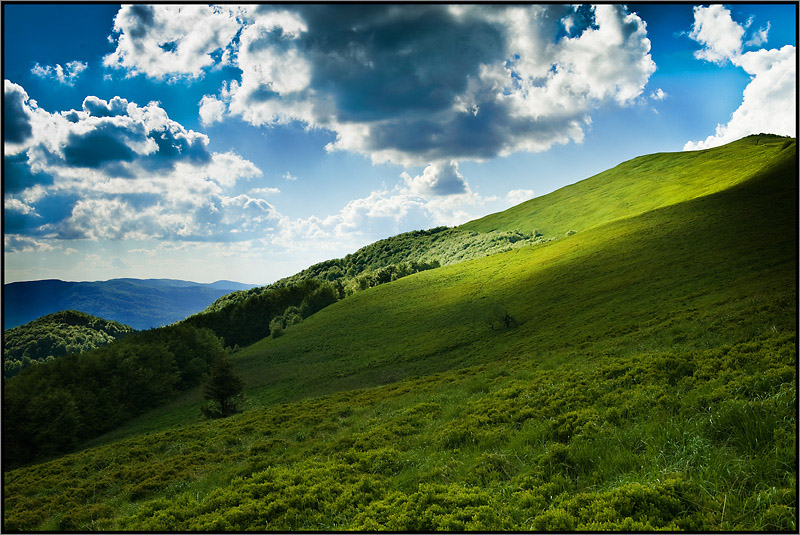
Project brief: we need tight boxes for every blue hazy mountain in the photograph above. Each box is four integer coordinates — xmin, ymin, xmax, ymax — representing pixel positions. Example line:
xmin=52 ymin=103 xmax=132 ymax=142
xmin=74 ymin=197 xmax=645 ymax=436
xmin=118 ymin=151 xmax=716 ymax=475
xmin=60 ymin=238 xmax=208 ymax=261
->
xmin=3 ymin=278 xmax=257 ymax=330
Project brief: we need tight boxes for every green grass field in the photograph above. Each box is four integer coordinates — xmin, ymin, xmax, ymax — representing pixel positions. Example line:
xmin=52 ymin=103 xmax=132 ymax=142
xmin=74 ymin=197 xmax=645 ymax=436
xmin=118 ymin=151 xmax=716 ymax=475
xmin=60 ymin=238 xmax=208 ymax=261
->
xmin=3 ymin=135 xmax=796 ymax=531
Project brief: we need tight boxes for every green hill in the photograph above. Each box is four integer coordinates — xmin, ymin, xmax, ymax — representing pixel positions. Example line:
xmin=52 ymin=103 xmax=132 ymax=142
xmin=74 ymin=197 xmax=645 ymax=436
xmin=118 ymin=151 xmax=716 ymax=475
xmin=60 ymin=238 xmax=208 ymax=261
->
xmin=182 ymin=227 xmax=545 ymax=349
xmin=463 ymin=134 xmax=795 ymax=235
xmin=3 ymin=135 xmax=796 ymax=531
xmin=185 ymin=134 xmax=793 ymax=350
xmin=3 ymin=310 xmax=134 ymax=377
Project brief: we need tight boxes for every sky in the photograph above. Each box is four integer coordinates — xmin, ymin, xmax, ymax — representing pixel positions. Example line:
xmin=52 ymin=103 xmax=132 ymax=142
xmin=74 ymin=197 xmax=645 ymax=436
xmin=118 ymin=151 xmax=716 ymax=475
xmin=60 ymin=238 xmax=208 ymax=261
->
xmin=3 ymin=3 xmax=797 ymax=285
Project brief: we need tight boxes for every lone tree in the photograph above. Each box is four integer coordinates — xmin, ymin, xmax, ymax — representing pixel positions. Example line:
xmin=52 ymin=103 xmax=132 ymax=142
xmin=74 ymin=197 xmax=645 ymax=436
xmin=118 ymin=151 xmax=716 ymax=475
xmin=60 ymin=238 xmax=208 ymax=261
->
xmin=202 ymin=353 xmax=244 ymax=418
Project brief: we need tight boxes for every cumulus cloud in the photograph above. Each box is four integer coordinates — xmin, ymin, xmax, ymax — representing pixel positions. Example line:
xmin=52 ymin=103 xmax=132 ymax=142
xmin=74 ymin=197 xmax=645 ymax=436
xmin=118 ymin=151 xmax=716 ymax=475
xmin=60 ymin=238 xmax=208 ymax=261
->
xmin=5 ymin=75 xmax=501 ymax=261
xmin=688 ymin=5 xmax=744 ymax=64
xmin=31 ymin=61 xmax=88 ymax=85
xmin=3 ymin=80 xmax=35 ymax=148
xmin=4 ymin=235 xmax=56 ymax=253
xmin=19 ymin=93 xmax=213 ymax=177
xmin=106 ymin=4 xmax=656 ymax=165
xmin=5 ymin=198 xmax=38 ymax=215
xmin=3 ymin=80 xmax=268 ymax=243
xmin=685 ymin=6 xmax=796 ymax=150
xmin=104 ymin=4 xmax=241 ymax=80
xmin=199 ymin=94 xmax=226 ymax=125
xmin=49 ymin=191 xmax=279 ymax=242
xmin=282 ymin=172 xmax=297 ymax=181
xmin=401 ymin=162 xmax=468 ymax=196
xmin=82 ymin=95 xmax=129 ymax=117
xmin=506 ymin=188 xmax=536 ymax=205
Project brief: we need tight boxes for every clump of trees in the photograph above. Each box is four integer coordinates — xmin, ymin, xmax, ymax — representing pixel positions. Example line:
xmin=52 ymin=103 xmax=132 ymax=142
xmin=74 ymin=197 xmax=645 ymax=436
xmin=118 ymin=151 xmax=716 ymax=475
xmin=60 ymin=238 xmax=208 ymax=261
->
xmin=343 ymin=261 xmax=440 ymax=296
xmin=3 ymin=310 xmax=133 ymax=378
xmin=184 ymin=279 xmax=342 ymax=348
xmin=3 ymin=324 xmax=224 ymax=466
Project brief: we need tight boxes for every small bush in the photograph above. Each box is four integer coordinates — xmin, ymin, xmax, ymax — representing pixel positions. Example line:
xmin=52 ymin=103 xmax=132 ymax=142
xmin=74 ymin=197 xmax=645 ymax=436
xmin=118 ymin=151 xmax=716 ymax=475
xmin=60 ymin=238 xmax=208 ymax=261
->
xmin=270 ymin=317 xmax=284 ymax=338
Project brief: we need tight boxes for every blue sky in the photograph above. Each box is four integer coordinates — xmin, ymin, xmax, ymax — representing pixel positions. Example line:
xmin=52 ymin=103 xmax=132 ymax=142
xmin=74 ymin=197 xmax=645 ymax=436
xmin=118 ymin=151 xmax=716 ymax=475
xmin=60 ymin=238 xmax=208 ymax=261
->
xmin=3 ymin=3 xmax=796 ymax=284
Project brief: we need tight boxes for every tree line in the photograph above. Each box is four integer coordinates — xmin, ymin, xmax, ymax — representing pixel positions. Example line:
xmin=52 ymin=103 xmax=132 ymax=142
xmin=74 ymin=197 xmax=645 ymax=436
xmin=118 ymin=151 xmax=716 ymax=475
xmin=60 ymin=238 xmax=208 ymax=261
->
xmin=184 ymin=261 xmax=439 ymax=349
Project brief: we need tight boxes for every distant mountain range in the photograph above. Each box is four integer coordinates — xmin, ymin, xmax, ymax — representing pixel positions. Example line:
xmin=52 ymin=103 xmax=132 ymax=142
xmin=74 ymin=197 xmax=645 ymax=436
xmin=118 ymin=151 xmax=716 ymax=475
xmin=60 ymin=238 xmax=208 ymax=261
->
xmin=3 ymin=278 xmax=258 ymax=330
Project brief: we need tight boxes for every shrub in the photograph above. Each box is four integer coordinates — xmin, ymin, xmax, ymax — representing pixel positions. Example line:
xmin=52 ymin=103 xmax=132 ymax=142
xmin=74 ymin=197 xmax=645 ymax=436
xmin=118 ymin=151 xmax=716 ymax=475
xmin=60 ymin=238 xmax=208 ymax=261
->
xmin=270 ymin=317 xmax=284 ymax=338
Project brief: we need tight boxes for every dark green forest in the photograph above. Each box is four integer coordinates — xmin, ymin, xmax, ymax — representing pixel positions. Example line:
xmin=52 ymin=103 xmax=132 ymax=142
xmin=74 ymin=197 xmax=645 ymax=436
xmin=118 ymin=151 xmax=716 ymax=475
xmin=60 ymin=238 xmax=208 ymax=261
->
xmin=4 ymin=324 xmax=223 ymax=465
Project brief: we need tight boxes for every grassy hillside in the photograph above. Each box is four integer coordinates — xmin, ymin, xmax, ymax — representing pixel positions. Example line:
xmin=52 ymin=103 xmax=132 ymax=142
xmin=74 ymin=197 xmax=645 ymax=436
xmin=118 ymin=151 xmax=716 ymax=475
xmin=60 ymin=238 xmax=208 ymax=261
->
xmin=462 ymin=134 xmax=795 ymax=235
xmin=3 ymin=310 xmax=133 ymax=377
xmin=187 ymin=134 xmax=793 ymax=349
xmin=185 ymin=228 xmax=546 ymax=348
xmin=3 ymin=136 xmax=796 ymax=531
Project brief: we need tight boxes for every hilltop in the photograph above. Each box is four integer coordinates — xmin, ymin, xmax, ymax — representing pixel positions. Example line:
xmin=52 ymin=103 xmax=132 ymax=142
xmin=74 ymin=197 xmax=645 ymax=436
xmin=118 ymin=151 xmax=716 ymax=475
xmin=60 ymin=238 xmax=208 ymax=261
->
xmin=3 ymin=135 xmax=796 ymax=531
xmin=3 ymin=310 xmax=134 ymax=377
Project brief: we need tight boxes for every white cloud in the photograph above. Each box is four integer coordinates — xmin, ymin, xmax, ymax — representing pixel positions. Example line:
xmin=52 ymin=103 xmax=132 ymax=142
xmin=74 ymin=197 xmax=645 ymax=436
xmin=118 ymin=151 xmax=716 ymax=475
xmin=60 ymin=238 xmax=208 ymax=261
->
xmin=48 ymin=191 xmax=280 ymax=242
xmin=105 ymin=5 xmax=656 ymax=165
xmin=5 ymin=198 xmax=38 ymax=215
xmin=80 ymin=253 xmax=130 ymax=272
xmin=650 ymin=88 xmax=667 ymax=100
xmin=745 ymin=22 xmax=770 ymax=47
xmin=282 ymin=172 xmax=298 ymax=181
xmin=506 ymin=188 xmax=535 ymax=205
xmin=129 ymin=247 xmax=157 ymax=256
xmin=271 ymin=164 xmax=492 ymax=253
xmin=689 ymin=5 xmax=744 ymax=64
xmin=199 ymin=94 xmax=226 ymax=126
xmin=401 ymin=162 xmax=468 ymax=196
xmin=235 ymin=10 xmax=312 ymax=94
xmin=4 ymin=235 xmax=56 ymax=253
xmin=31 ymin=61 xmax=88 ymax=85
xmin=250 ymin=186 xmax=280 ymax=196
xmin=685 ymin=6 xmax=796 ymax=150
xmin=104 ymin=4 xmax=241 ymax=81
xmin=4 ymin=81 xmax=266 ymax=244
